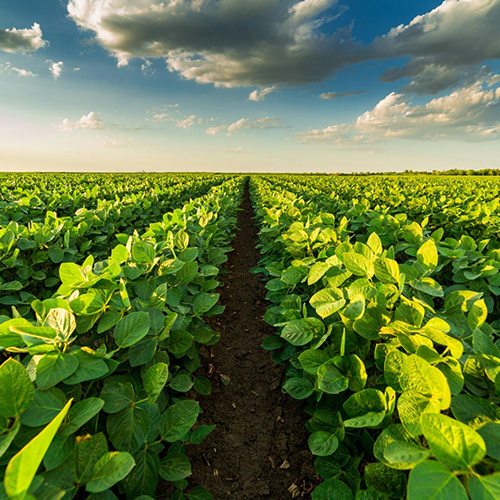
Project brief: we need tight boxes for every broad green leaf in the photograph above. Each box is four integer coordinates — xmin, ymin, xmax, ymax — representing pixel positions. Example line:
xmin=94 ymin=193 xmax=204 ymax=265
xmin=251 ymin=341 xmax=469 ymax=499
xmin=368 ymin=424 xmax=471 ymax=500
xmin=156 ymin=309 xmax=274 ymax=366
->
xmin=317 ymin=360 xmax=349 ymax=394
xmin=308 ymin=431 xmax=339 ymax=457
xmin=312 ymin=478 xmax=354 ymax=500
xmin=281 ymin=318 xmax=325 ymax=346
xmin=374 ymin=258 xmax=400 ymax=284
xmin=189 ymin=425 xmax=216 ymax=445
xmin=144 ymin=363 xmax=169 ymax=401
xmin=342 ymin=252 xmax=374 ymax=278
xmin=160 ymin=400 xmax=200 ymax=443
xmin=4 ymin=400 xmax=71 ymax=500
xmin=310 ymin=288 xmax=346 ymax=319
xmin=188 ymin=486 xmax=213 ymax=500
xmin=86 ymin=451 xmax=135 ymax=493
xmin=107 ymin=406 xmax=149 ymax=454
xmin=469 ymin=299 xmax=488 ymax=331
xmin=114 ymin=312 xmax=150 ymax=348
xmin=299 ymin=349 xmax=330 ymax=375
xmin=0 ymin=358 xmax=34 ymax=418
xmin=101 ymin=381 xmax=134 ymax=414
xmin=416 ymin=240 xmax=438 ymax=270
xmin=468 ymin=473 xmax=500 ymax=500
xmin=159 ymin=452 xmax=192 ymax=482
xmin=193 ymin=293 xmax=219 ymax=316
xmin=407 ymin=461 xmax=468 ymax=500
xmin=36 ymin=351 xmax=79 ymax=390
xmin=62 ymin=398 xmax=104 ymax=435
xmin=170 ymin=373 xmax=194 ymax=393
xmin=283 ymin=377 xmax=314 ymax=400
xmin=421 ymin=413 xmax=486 ymax=471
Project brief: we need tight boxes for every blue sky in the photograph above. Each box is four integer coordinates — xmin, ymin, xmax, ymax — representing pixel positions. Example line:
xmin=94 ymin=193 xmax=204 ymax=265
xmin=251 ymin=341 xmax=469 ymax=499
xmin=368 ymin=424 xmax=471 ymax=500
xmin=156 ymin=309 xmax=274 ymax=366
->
xmin=1 ymin=0 xmax=499 ymax=172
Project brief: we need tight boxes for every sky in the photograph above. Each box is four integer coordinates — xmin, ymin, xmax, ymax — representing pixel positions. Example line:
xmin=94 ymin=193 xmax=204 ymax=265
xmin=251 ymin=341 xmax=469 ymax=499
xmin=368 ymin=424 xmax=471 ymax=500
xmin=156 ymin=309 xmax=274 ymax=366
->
xmin=1 ymin=0 xmax=500 ymax=173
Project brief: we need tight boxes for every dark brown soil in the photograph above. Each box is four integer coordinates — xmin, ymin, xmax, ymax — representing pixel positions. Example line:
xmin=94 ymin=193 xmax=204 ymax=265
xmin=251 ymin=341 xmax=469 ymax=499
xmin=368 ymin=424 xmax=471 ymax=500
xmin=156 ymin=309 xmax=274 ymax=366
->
xmin=187 ymin=181 xmax=318 ymax=499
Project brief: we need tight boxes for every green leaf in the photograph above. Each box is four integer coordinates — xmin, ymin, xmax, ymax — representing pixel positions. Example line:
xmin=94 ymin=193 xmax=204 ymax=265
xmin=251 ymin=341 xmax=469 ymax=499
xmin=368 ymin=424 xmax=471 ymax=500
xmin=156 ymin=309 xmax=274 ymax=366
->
xmin=170 ymin=374 xmax=194 ymax=393
xmin=308 ymin=262 xmax=331 ymax=285
xmin=282 ymin=318 xmax=325 ymax=346
xmin=0 ymin=358 xmax=34 ymax=418
xmin=160 ymin=400 xmax=200 ymax=443
xmin=299 ymin=349 xmax=330 ymax=375
xmin=189 ymin=425 xmax=216 ymax=445
xmin=421 ymin=413 xmax=486 ymax=471
xmin=188 ymin=486 xmax=213 ymax=500
xmin=114 ymin=312 xmax=150 ymax=348
xmin=176 ymin=261 xmax=199 ymax=285
xmin=308 ymin=431 xmax=339 ymax=457
xmin=343 ymin=294 xmax=365 ymax=320
xmin=312 ymin=478 xmax=354 ymax=500
xmin=283 ymin=377 xmax=314 ymax=400
xmin=374 ymin=258 xmax=400 ymax=284
xmin=36 ymin=351 xmax=79 ymax=390
xmin=193 ymin=376 xmax=212 ymax=396
xmin=167 ymin=330 xmax=194 ymax=355
xmin=45 ymin=308 xmax=76 ymax=342
xmin=59 ymin=263 xmax=84 ymax=286
xmin=317 ymin=360 xmax=349 ymax=394
xmin=193 ymin=293 xmax=219 ymax=316
xmin=342 ymin=252 xmax=374 ymax=278
xmin=101 ymin=381 xmax=134 ymax=414
xmin=86 ymin=451 xmax=135 ymax=493
xmin=416 ymin=240 xmax=438 ymax=270
xmin=159 ymin=452 xmax=192 ymax=482
xmin=468 ymin=473 xmax=500 ymax=500
xmin=74 ymin=433 xmax=108 ymax=484
xmin=407 ymin=461 xmax=468 ymax=500
xmin=469 ymin=299 xmax=488 ymax=331
xmin=310 ymin=288 xmax=346 ymax=319
xmin=477 ymin=423 xmax=500 ymax=460
xmin=122 ymin=447 xmax=159 ymax=499
xmin=62 ymin=398 xmax=104 ymax=436
xmin=107 ymin=406 xmax=149 ymax=454
xmin=4 ymin=400 xmax=71 ymax=500
xmin=144 ymin=363 xmax=169 ymax=401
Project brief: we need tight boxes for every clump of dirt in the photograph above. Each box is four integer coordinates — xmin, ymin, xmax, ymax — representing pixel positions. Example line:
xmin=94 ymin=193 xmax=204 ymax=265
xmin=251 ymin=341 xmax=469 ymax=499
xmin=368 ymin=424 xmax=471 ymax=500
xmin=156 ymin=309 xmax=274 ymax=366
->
xmin=187 ymin=181 xmax=318 ymax=499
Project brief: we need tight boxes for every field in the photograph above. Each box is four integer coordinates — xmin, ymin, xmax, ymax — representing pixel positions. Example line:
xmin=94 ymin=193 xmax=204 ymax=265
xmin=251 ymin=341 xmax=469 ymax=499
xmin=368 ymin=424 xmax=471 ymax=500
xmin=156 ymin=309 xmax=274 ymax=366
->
xmin=1 ymin=173 xmax=500 ymax=500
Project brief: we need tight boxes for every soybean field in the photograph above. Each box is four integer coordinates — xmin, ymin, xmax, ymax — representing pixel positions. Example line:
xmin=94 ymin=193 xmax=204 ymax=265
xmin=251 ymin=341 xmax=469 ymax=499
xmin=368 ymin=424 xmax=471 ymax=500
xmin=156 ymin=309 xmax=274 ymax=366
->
xmin=1 ymin=173 xmax=500 ymax=500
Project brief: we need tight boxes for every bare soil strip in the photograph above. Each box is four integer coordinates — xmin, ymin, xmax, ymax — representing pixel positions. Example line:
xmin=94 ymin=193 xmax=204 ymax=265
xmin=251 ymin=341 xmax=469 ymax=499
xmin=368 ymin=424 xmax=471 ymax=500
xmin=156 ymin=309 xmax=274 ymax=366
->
xmin=188 ymin=181 xmax=317 ymax=499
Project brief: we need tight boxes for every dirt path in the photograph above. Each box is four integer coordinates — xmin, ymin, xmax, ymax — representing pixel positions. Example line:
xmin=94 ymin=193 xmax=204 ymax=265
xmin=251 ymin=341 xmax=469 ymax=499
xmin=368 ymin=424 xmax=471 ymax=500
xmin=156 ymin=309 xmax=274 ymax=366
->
xmin=188 ymin=181 xmax=317 ymax=499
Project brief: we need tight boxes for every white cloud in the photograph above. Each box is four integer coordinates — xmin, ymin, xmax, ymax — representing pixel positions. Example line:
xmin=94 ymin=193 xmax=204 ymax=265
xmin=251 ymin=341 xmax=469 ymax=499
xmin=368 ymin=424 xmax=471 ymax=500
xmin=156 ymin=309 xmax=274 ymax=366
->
xmin=297 ymin=77 xmax=500 ymax=145
xmin=373 ymin=0 xmax=500 ymax=93
xmin=222 ymin=146 xmax=249 ymax=153
xmin=176 ymin=115 xmax=198 ymax=128
xmin=206 ymin=116 xmax=285 ymax=136
xmin=0 ymin=62 xmax=37 ymax=77
xmin=319 ymin=90 xmax=368 ymax=99
xmin=0 ymin=23 xmax=48 ymax=54
xmin=58 ymin=112 xmax=104 ymax=132
xmin=249 ymin=86 xmax=275 ymax=102
xmin=141 ymin=60 xmax=155 ymax=76
xmin=48 ymin=61 xmax=64 ymax=80
xmin=67 ymin=0 xmax=359 ymax=87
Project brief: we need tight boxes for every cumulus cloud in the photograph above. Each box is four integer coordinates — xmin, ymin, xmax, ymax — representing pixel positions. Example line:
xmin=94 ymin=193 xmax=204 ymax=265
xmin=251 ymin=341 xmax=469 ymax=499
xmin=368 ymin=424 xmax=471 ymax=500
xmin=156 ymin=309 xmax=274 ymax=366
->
xmin=0 ymin=23 xmax=47 ymax=54
xmin=58 ymin=112 xmax=104 ymax=131
xmin=206 ymin=116 xmax=285 ymax=136
xmin=67 ymin=0 xmax=360 ymax=87
xmin=176 ymin=115 xmax=201 ymax=128
xmin=319 ymin=90 xmax=368 ymax=99
xmin=0 ymin=62 xmax=37 ymax=77
xmin=48 ymin=60 xmax=64 ymax=79
xmin=249 ymin=86 xmax=276 ymax=101
xmin=373 ymin=0 xmax=500 ymax=94
xmin=297 ymin=77 xmax=500 ymax=145
xmin=141 ymin=60 xmax=155 ymax=76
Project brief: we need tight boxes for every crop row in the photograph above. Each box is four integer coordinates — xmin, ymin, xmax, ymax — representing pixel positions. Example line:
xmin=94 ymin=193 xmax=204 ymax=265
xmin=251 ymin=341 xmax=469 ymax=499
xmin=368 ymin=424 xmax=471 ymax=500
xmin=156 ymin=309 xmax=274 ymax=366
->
xmin=0 ymin=176 xmax=245 ymax=500
xmin=251 ymin=176 xmax=500 ymax=500
xmin=0 ymin=176 xmax=233 ymax=315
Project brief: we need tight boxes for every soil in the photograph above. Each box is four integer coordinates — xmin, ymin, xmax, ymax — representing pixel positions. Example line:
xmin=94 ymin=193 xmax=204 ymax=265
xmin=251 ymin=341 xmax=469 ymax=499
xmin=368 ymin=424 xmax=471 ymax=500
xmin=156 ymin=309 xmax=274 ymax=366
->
xmin=187 ymin=181 xmax=318 ymax=499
